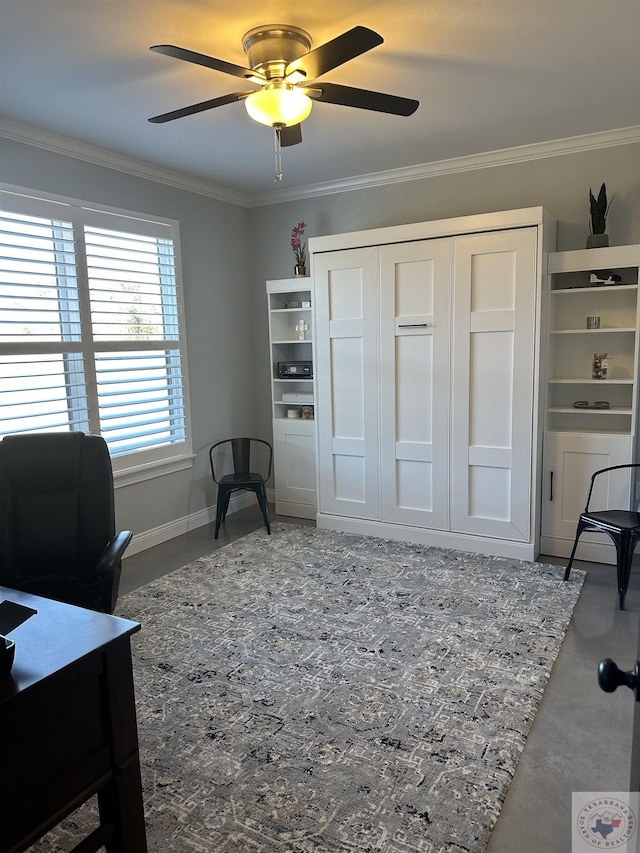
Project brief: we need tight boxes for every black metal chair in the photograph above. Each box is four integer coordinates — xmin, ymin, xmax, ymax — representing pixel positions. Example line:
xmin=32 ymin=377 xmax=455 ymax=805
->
xmin=209 ymin=438 xmax=273 ymax=539
xmin=564 ymin=463 xmax=640 ymax=609
xmin=0 ymin=431 xmax=132 ymax=613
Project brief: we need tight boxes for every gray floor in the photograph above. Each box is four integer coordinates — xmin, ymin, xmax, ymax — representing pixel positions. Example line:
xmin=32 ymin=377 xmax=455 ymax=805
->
xmin=122 ymin=506 xmax=639 ymax=853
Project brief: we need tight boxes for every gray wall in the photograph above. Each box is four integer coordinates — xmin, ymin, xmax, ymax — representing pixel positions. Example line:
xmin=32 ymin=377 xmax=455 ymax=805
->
xmin=0 ymin=138 xmax=255 ymax=539
xmin=248 ymin=142 xmax=640 ymax=446
xmin=2 ymin=136 xmax=639 ymax=545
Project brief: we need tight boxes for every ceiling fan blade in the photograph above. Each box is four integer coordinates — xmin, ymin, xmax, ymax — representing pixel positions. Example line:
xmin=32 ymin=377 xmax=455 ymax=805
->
xmin=150 ymin=45 xmax=265 ymax=82
xmin=310 ymin=82 xmax=419 ymax=116
xmin=285 ymin=26 xmax=383 ymax=81
xmin=280 ymin=124 xmax=303 ymax=147
xmin=148 ymin=91 xmax=254 ymax=123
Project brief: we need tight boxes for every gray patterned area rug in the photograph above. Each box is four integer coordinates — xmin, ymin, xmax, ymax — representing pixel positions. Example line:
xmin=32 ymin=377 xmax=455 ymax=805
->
xmin=34 ymin=523 xmax=584 ymax=853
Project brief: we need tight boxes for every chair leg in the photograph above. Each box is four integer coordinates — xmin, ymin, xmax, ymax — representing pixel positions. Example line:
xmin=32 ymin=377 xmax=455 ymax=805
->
xmin=617 ymin=550 xmax=630 ymax=611
xmin=214 ymin=486 xmax=229 ymax=539
xmin=221 ymin=490 xmax=232 ymax=521
xmin=615 ymin=533 xmax=636 ymax=611
xmin=564 ymin=522 xmax=586 ymax=581
xmin=256 ymin=486 xmax=271 ymax=535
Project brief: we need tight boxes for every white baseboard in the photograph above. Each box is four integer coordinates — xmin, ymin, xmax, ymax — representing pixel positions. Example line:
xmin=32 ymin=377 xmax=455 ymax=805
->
xmin=125 ymin=488 xmax=276 ymax=556
xmin=315 ymin=514 xmax=536 ymax=561
xmin=275 ymin=500 xmax=317 ymax=520
xmin=538 ymin=534 xmax=616 ymax=565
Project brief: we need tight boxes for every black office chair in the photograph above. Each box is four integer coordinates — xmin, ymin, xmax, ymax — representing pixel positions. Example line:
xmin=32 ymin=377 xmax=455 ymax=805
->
xmin=564 ymin=463 xmax=640 ymax=609
xmin=0 ymin=431 xmax=132 ymax=613
xmin=209 ymin=438 xmax=273 ymax=539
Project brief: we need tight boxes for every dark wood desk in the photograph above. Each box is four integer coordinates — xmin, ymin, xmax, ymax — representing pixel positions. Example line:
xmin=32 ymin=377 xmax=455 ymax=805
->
xmin=0 ymin=586 xmax=147 ymax=853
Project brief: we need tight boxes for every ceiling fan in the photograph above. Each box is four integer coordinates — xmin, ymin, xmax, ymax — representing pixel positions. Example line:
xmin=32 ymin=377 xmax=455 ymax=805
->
xmin=148 ymin=24 xmax=419 ymax=180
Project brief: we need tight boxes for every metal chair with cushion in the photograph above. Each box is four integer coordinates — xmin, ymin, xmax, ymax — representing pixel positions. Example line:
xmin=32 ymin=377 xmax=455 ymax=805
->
xmin=209 ymin=438 xmax=272 ymax=539
xmin=0 ymin=431 xmax=132 ymax=613
xmin=564 ymin=463 xmax=640 ymax=610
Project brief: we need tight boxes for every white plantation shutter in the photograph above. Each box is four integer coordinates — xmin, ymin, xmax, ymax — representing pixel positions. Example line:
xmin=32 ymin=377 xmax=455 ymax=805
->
xmin=0 ymin=188 xmax=190 ymax=469
xmin=0 ymin=354 xmax=89 ymax=434
xmin=95 ymin=350 xmax=185 ymax=454
xmin=0 ymin=211 xmax=79 ymax=341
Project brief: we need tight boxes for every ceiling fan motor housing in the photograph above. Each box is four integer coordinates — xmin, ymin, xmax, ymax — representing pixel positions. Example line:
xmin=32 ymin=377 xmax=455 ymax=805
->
xmin=242 ymin=25 xmax=312 ymax=80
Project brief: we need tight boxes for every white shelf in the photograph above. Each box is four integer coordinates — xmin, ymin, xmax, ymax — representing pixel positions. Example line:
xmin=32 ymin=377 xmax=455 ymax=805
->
xmin=548 ymin=245 xmax=640 ymax=273
xmin=266 ymin=277 xmax=311 ymax=293
xmin=548 ymin=378 xmax=634 ymax=384
xmin=551 ymin=284 xmax=638 ymax=295
xmin=549 ymin=406 xmax=632 ymax=414
xmin=550 ymin=327 xmax=635 ymax=335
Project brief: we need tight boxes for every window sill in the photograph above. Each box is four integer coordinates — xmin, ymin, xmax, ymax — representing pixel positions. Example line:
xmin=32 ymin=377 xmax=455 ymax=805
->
xmin=113 ymin=453 xmax=195 ymax=488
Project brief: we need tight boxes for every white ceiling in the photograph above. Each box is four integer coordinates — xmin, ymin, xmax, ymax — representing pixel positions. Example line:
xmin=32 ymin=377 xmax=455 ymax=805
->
xmin=1 ymin=0 xmax=639 ymax=198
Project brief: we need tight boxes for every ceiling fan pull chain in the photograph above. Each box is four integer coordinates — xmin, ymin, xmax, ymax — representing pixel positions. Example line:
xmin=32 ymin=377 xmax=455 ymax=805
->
xmin=274 ymin=124 xmax=283 ymax=181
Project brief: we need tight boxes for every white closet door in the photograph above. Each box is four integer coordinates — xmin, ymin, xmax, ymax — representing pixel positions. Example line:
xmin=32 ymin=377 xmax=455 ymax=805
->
xmin=451 ymin=228 xmax=537 ymax=541
xmin=314 ymin=247 xmax=380 ymax=519
xmin=379 ymin=239 xmax=452 ymax=528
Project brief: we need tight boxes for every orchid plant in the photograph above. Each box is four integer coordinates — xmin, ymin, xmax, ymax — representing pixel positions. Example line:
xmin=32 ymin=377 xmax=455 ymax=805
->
xmin=291 ymin=219 xmax=307 ymax=268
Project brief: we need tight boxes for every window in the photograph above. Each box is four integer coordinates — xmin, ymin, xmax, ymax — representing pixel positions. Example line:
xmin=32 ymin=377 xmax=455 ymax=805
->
xmin=0 ymin=187 xmax=191 ymax=474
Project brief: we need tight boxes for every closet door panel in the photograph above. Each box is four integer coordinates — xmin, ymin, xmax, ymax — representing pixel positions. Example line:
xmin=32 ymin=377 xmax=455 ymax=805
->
xmin=451 ymin=228 xmax=537 ymax=541
xmin=273 ymin=418 xmax=317 ymax=514
xmin=540 ymin=431 xmax=632 ymax=561
xmin=314 ymin=248 xmax=380 ymax=518
xmin=379 ymin=239 xmax=451 ymax=528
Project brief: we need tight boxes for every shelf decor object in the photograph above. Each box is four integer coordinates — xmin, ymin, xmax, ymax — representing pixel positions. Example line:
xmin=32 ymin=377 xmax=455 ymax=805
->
xmin=592 ymin=353 xmax=608 ymax=380
xmin=586 ymin=182 xmax=613 ymax=249
xmin=291 ymin=219 xmax=307 ymax=277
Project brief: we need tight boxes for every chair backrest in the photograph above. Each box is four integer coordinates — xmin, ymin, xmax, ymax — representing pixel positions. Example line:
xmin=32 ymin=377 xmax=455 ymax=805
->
xmin=0 ymin=432 xmax=116 ymax=584
xmin=584 ymin=463 xmax=640 ymax=512
xmin=209 ymin=438 xmax=273 ymax=483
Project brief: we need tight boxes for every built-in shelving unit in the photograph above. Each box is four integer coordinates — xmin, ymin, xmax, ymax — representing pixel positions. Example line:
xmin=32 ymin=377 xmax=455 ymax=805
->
xmin=266 ymin=278 xmax=317 ymax=519
xmin=541 ymin=244 xmax=640 ymax=561
xmin=267 ymin=283 xmax=313 ymax=419
xmin=546 ymin=247 xmax=640 ymax=434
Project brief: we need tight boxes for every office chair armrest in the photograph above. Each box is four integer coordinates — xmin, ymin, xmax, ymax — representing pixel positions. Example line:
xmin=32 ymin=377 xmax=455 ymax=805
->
xmin=96 ymin=530 xmax=133 ymax=578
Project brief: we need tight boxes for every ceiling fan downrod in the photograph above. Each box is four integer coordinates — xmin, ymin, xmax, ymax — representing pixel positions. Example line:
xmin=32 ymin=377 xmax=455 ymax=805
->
xmin=274 ymin=124 xmax=284 ymax=181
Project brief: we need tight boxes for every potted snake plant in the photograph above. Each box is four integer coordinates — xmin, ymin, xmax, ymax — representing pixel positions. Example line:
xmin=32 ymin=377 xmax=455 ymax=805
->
xmin=587 ymin=182 xmax=613 ymax=248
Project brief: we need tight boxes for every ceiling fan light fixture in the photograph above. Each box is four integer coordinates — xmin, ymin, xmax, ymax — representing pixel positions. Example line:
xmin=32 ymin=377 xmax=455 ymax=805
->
xmin=245 ymin=83 xmax=312 ymax=127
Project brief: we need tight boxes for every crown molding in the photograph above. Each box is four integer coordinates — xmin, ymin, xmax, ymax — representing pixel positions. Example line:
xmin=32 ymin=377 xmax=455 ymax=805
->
xmin=2 ymin=117 xmax=638 ymax=209
xmin=250 ymin=126 xmax=640 ymax=206
xmin=0 ymin=117 xmax=253 ymax=208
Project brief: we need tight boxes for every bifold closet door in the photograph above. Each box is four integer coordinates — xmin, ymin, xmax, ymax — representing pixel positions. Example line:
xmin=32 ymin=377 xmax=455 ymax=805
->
xmin=314 ymin=247 xmax=380 ymax=519
xmin=450 ymin=228 xmax=537 ymax=541
xmin=379 ymin=239 xmax=452 ymax=528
